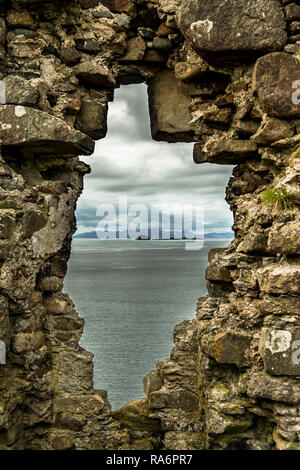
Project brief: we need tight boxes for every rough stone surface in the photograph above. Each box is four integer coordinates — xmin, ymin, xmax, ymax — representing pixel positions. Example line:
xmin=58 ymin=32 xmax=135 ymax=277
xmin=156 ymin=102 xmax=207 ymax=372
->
xmin=260 ymin=328 xmax=300 ymax=376
xmin=0 ymin=106 xmax=95 ymax=156
xmin=112 ymin=399 xmax=161 ymax=432
xmin=118 ymin=37 xmax=146 ymax=62
xmin=253 ymin=52 xmax=300 ymax=118
xmin=75 ymin=99 xmax=108 ymax=140
xmin=0 ymin=0 xmax=299 ymax=452
xmin=177 ymin=0 xmax=287 ymax=63
xmin=194 ymin=140 xmax=258 ymax=165
xmin=268 ymin=222 xmax=300 ymax=254
xmin=79 ymin=0 xmax=100 ymax=8
xmin=3 ymin=75 xmax=39 ymax=106
xmin=251 ymin=119 xmax=294 ymax=145
xmin=247 ymin=372 xmax=300 ymax=405
xmin=75 ymin=61 xmax=116 ymax=89
xmin=148 ymin=70 xmax=195 ymax=142
xmin=284 ymin=3 xmax=300 ymax=21
xmin=102 ymin=0 xmax=136 ymax=16
xmin=207 ymin=330 xmax=251 ymax=367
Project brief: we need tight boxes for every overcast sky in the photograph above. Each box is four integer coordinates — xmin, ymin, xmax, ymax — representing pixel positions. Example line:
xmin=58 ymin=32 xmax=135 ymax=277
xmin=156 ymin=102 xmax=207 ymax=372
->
xmin=76 ymin=84 xmax=234 ymax=237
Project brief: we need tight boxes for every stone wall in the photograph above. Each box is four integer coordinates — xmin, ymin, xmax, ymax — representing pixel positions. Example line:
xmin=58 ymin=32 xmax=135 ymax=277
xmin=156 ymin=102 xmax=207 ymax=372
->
xmin=0 ymin=0 xmax=299 ymax=450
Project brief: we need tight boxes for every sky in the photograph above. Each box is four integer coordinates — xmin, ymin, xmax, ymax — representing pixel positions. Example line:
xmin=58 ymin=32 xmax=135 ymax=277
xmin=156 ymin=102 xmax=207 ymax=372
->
xmin=76 ymin=84 xmax=234 ymax=238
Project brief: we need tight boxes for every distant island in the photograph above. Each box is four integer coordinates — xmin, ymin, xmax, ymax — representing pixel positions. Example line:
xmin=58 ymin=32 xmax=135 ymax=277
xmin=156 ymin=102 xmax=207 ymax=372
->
xmin=73 ymin=231 xmax=234 ymax=240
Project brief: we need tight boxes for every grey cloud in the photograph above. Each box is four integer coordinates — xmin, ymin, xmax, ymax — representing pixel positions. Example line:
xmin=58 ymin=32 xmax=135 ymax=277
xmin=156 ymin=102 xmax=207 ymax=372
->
xmin=76 ymin=84 xmax=234 ymax=234
xmin=107 ymin=85 xmax=151 ymax=142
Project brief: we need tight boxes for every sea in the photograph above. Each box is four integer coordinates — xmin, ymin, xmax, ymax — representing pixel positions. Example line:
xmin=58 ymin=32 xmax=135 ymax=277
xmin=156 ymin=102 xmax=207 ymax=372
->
xmin=64 ymin=239 xmax=230 ymax=410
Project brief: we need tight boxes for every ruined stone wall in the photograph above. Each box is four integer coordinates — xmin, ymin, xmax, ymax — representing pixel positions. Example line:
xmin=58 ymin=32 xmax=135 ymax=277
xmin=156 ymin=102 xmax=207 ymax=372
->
xmin=0 ymin=0 xmax=299 ymax=450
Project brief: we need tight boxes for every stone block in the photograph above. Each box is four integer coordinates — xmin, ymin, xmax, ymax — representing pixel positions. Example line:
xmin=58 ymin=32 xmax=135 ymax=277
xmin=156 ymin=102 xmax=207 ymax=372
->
xmin=157 ymin=23 xmax=175 ymax=37
xmin=54 ymin=393 xmax=106 ymax=416
xmin=259 ymin=297 xmax=300 ymax=316
xmin=247 ymin=372 xmax=300 ymax=404
xmin=79 ymin=0 xmax=100 ymax=8
xmin=148 ymin=69 xmax=195 ymax=142
xmin=112 ymin=399 xmax=161 ymax=432
xmin=208 ymin=330 xmax=251 ymax=367
xmin=4 ymin=75 xmax=39 ymax=106
xmin=0 ymin=18 xmax=6 ymax=47
xmin=7 ymin=10 xmax=35 ymax=29
xmin=205 ymin=264 xmax=231 ymax=283
xmin=12 ymin=331 xmax=45 ymax=354
xmin=102 ymin=0 xmax=136 ymax=16
xmin=0 ymin=105 xmax=95 ymax=156
xmin=75 ymin=99 xmax=108 ymax=140
xmin=152 ymin=37 xmax=172 ymax=52
xmin=118 ymin=37 xmax=146 ymax=62
xmin=177 ymin=0 xmax=287 ymax=63
xmin=258 ymin=265 xmax=300 ymax=295
xmin=143 ymin=369 xmax=164 ymax=395
xmin=259 ymin=328 xmax=300 ymax=376
xmin=268 ymin=222 xmax=300 ymax=255
xmin=173 ymin=320 xmax=197 ymax=352
xmin=284 ymin=3 xmax=300 ymax=21
xmin=0 ymin=214 xmax=15 ymax=239
xmin=194 ymin=139 xmax=257 ymax=165
xmin=163 ymin=431 xmax=205 ymax=450
xmin=22 ymin=209 xmax=48 ymax=238
xmin=75 ymin=60 xmax=116 ymax=89
xmin=39 ymin=276 xmax=63 ymax=293
xmin=58 ymin=47 xmax=81 ymax=66
xmin=43 ymin=295 xmax=68 ymax=315
xmin=50 ymin=257 xmax=68 ymax=279
xmin=237 ymin=231 xmax=268 ymax=254
xmin=251 ymin=118 xmax=293 ymax=145
xmin=206 ymin=407 xmax=252 ymax=435
xmin=148 ymin=388 xmax=198 ymax=412
xmin=92 ymin=10 xmax=113 ymax=19
xmin=53 ymin=349 xmax=94 ymax=393
xmin=49 ymin=433 xmax=75 ymax=451
xmin=75 ymin=39 xmax=101 ymax=54
xmin=253 ymin=52 xmax=300 ymax=118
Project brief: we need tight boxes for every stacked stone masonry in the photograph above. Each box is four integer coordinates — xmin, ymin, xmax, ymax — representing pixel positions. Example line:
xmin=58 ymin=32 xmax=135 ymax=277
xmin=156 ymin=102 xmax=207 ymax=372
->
xmin=0 ymin=0 xmax=299 ymax=450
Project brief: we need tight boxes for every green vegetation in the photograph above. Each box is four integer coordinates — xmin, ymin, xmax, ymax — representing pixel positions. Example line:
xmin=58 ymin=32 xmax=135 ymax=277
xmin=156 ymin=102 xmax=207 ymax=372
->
xmin=0 ymin=201 xmax=15 ymax=209
xmin=262 ymin=187 xmax=294 ymax=210
xmin=290 ymin=145 xmax=300 ymax=161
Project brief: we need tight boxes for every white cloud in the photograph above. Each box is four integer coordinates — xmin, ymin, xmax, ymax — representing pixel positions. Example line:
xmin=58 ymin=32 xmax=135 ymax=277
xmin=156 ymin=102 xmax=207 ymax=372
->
xmin=77 ymin=84 xmax=234 ymax=235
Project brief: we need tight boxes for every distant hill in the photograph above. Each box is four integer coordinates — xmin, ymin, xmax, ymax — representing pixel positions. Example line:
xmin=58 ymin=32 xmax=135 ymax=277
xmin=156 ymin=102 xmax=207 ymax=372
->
xmin=204 ymin=232 xmax=233 ymax=239
xmin=73 ymin=231 xmax=233 ymax=240
xmin=74 ymin=231 xmax=98 ymax=239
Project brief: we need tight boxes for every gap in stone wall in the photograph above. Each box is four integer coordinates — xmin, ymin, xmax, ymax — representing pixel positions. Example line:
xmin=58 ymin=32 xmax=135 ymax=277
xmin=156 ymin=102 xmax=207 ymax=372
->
xmin=64 ymin=83 xmax=234 ymax=410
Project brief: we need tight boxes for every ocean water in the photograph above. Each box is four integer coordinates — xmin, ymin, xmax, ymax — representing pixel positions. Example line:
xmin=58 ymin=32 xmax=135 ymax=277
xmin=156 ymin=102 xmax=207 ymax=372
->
xmin=64 ymin=239 xmax=230 ymax=410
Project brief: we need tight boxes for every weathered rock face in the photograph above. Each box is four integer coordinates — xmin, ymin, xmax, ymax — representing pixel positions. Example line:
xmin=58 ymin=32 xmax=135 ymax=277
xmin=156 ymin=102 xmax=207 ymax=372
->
xmin=0 ymin=105 xmax=95 ymax=156
xmin=194 ymin=140 xmax=258 ymax=165
xmin=251 ymin=118 xmax=293 ymax=145
xmin=0 ymin=0 xmax=299 ymax=452
xmin=148 ymin=70 xmax=195 ymax=142
xmin=177 ymin=0 xmax=287 ymax=63
xmin=253 ymin=52 xmax=300 ymax=118
xmin=75 ymin=99 xmax=108 ymax=140
xmin=75 ymin=61 xmax=116 ymax=89
xmin=260 ymin=328 xmax=300 ymax=376
xmin=206 ymin=330 xmax=252 ymax=367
